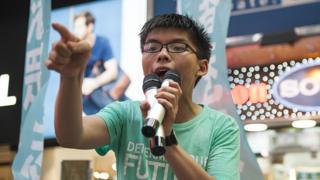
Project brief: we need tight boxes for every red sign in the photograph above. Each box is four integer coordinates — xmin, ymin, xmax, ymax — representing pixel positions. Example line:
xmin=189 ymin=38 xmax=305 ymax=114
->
xmin=231 ymin=83 xmax=268 ymax=105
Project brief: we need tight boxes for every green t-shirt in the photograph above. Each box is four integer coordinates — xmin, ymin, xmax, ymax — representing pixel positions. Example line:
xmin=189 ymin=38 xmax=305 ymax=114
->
xmin=96 ymin=100 xmax=240 ymax=180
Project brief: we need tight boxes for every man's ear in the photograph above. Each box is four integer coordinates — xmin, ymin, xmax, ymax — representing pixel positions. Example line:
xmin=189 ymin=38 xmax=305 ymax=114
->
xmin=196 ymin=59 xmax=209 ymax=77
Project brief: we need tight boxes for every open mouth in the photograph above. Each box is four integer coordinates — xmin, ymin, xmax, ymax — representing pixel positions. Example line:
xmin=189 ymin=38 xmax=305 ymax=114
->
xmin=154 ymin=68 xmax=170 ymax=80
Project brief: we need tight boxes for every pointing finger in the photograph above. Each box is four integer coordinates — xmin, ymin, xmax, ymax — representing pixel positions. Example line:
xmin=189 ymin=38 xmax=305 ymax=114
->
xmin=52 ymin=22 xmax=79 ymax=42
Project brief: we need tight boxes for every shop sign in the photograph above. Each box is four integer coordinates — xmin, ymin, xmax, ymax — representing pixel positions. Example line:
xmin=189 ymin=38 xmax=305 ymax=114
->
xmin=272 ymin=61 xmax=320 ymax=112
xmin=231 ymin=83 xmax=268 ymax=105
xmin=0 ymin=74 xmax=17 ymax=107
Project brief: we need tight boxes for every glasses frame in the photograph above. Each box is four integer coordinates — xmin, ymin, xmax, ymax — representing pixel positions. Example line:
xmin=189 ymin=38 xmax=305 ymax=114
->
xmin=142 ymin=41 xmax=200 ymax=58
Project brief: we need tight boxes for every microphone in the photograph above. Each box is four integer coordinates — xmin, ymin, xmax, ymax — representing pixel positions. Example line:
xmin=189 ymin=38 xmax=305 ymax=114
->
xmin=142 ymin=73 xmax=161 ymax=108
xmin=141 ymin=73 xmax=161 ymax=136
xmin=141 ymin=74 xmax=164 ymax=156
xmin=142 ymin=73 xmax=162 ymax=120
xmin=149 ymin=124 xmax=165 ymax=156
xmin=141 ymin=70 xmax=181 ymax=138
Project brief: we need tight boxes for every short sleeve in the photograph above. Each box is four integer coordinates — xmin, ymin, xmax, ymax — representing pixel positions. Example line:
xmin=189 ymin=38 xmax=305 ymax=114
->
xmin=207 ymin=116 xmax=240 ymax=180
xmin=95 ymin=101 xmax=124 ymax=155
xmin=100 ymin=37 xmax=113 ymax=62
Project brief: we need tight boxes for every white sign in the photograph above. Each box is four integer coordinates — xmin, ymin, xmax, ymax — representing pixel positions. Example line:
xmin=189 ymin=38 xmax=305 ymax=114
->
xmin=280 ymin=78 xmax=320 ymax=98
xmin=0 ymin=74 xmax=17 ymax=107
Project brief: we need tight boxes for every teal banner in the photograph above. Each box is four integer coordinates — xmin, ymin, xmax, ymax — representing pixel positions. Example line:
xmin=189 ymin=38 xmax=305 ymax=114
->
xmin=12 ymin=0 xmax=51 ymax=179
xmin=177 ymin=0 xmax=264 ymax=179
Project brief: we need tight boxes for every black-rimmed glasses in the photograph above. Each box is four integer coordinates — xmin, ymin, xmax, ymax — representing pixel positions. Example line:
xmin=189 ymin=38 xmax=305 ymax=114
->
xmin=143 ymin=42 xmax=199 ymax=57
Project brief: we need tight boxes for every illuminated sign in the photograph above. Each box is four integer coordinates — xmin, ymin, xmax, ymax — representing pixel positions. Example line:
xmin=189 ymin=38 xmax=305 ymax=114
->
xmin=0 ymin=74 xmax=17 ymax=107
xmin=272 ymin=61 xmax=320 ymax=112
xmin=231 ymin=83 xmax=268 ymax=105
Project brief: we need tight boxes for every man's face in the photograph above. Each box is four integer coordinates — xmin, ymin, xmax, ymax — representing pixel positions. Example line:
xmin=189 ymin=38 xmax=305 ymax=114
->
xmin=142 ymin=28 xmax=207 ymax=95
xmin=73 ymin=17 xmax=89 ymax=40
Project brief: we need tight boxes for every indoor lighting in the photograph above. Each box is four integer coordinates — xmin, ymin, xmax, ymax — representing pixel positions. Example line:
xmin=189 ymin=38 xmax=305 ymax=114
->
xmin=112 ymin=163 xmax=117 ymax=171
xmin=93 ymin=171 xmax=109 ymax=180
xmin=291 ymin=119 xmax=317 ymax=128
xmin=252 ymin=33 xmax=262 ymax=42
xmin=244 ymin=123 xmax=268 ymax=132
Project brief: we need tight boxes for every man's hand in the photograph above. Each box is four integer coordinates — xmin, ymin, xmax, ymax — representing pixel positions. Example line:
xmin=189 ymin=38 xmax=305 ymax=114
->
xmin=155 ymin=81 xmax=182 ymax=135
xmin=45 ymin=23 xmax=91 ymax=78
xmin=140 ymin=100 xmax=151 ymax=119
xmin=139 ymin=81 xmax=181 ymax=135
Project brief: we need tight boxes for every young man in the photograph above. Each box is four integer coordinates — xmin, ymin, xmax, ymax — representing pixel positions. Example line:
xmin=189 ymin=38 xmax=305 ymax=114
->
xmin=46 ymin=13 xmax=240 ymax=180
xmin=73 ymin=11 xmax=130 ymax=115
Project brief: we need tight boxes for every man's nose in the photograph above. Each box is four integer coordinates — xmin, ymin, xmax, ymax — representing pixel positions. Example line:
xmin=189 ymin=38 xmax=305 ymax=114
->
xmin=157 ymin=46 xmax=171 ymax=62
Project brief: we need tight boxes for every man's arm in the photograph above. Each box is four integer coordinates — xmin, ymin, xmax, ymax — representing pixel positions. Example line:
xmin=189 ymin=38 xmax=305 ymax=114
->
xmin=164 ymin=117 xmax=240 ymax=180
xmin=97 ymin=58 xmax=118 ymax=86
xmin=164 ymin=145 xmax=215 ymax=180
xmin=165 ymin=120 xmax=240 ymax=180
xmin=55 ymin=75 xmax=110 ymax=149
xmin=109 ymin=73 xmax=131 ymax=100
xmin=45 ymin=23 xmax=111 ymax=149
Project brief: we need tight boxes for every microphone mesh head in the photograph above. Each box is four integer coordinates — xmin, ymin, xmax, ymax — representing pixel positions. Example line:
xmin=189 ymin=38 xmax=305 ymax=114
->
xmin=163 ymin=70 xmax=181 ymax=85
xmin=142 ymin=74 xmax=161 ymax=92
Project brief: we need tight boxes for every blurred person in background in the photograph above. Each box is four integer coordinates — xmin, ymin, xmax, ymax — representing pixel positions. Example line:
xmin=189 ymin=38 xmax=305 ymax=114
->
xmin=73 ymin=11 xmax=130 ymax=115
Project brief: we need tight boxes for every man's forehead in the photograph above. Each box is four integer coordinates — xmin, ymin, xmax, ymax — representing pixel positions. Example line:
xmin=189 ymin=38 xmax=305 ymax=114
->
xmin=145 ymin=28 xmax=192 ymax=43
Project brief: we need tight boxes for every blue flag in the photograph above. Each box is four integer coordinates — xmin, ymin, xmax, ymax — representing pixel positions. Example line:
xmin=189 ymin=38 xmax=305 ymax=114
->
xmin=12 ymin=0 xmax=51 ymax=179
xmin=177 ymin=0 xmax=264 ymax=179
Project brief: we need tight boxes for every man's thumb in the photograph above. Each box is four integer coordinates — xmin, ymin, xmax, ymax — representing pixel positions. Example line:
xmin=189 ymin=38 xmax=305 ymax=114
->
xmin=67 ymin=41 xmax=91 ymax=54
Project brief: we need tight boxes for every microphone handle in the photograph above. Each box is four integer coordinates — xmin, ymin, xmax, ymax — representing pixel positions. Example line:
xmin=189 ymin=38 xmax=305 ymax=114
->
xmin=145 ymin=87 xmax=158 ymax=111
xmin=146 ymin=78 xmax=172 ymax=124
xmin=161 ymin=79 xmax=170 ymax=87
xmin=146 ymin=102 xmax=165 ymax=124
xmin=147 ymin=78 xmax=171 ymax=125
xmin=150 ymin=78 xmax=175 ymax=156
xmin=142 ymin=102 xmax=165 ymax=137
xmin=150 ymin=124 xmax=165 ymax=156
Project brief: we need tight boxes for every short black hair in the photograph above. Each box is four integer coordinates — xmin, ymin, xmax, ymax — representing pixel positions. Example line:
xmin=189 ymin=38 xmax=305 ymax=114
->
xmin=74 ymin=11 xmax=95 ymax=26
xmin=140 ymin=13 xmax=211 ymax=60
xmin=139 ymin=13 xmax=212 ymax=86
